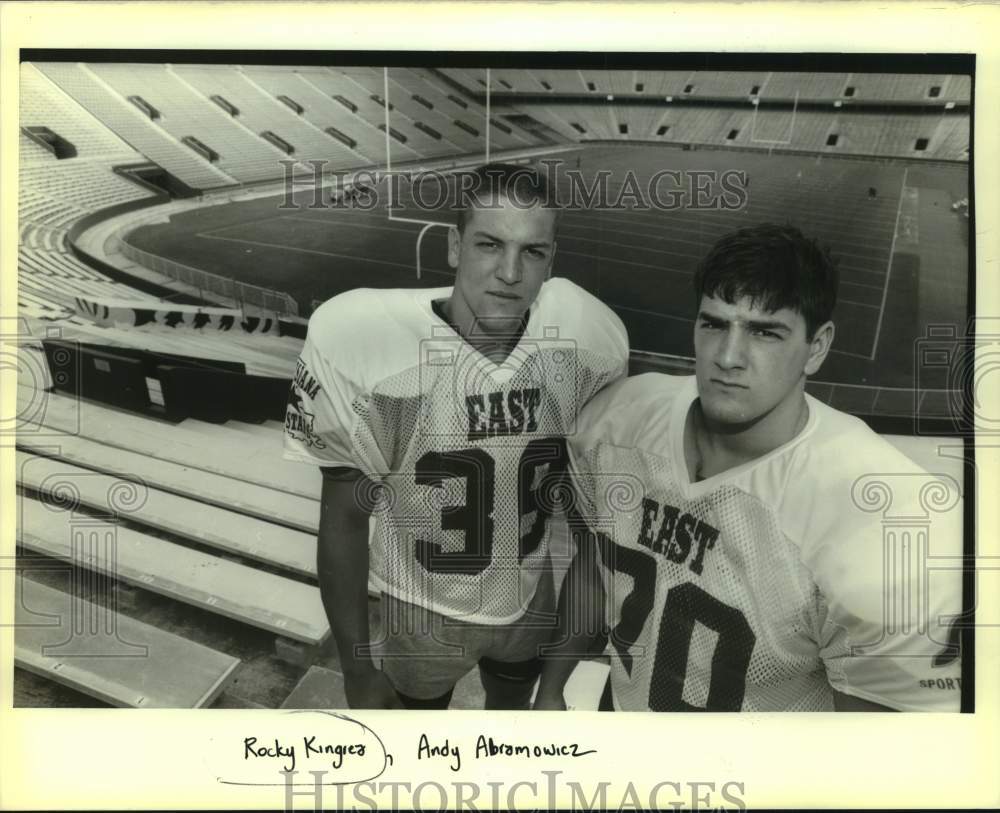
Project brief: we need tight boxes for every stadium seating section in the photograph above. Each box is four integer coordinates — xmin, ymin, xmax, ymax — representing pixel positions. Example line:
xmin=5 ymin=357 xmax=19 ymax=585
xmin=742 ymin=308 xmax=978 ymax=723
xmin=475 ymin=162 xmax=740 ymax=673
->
xmin=441 ymin=68 xmax=972 ymax=105
xmin=507 ymin=102 xmax=967 ymax=160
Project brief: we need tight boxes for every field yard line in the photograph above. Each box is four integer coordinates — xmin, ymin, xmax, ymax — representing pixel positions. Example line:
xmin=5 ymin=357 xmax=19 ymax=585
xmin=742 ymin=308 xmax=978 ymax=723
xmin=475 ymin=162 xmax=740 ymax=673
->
xmin=870 ymin=167 xmax=910 ymax=362
xmin=838 ymin=298 xmax=882 ymax=310
xmin=195 ymin=232 xmax=454 ymax=278
xmin=562 ymin=200 xmax=901 ymax=235
xmin=610 ymin=304 xmax=695 ymax=323
xmin=278 ymin=215 xmax=439 ymax=236
xmin=561 ymin=211 xmax=897 ymax=261
xmin=555 ymin=248 xmax=693 ymax=275
xmin=824 ymin=348 xmax=876 ymax=360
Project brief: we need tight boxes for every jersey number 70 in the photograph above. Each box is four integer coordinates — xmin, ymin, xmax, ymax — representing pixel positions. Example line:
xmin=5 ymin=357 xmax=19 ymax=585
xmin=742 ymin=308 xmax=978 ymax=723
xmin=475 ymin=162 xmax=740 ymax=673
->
xmin=597 ymin=533 xmax=756 ymax=711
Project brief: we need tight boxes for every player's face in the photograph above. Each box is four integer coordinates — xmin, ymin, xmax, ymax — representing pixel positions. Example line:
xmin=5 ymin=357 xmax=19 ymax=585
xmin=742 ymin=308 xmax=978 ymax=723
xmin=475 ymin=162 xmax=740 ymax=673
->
xmin=694 ymin=295 xmax=830 ymax=429
xmin=447 ymin=195 xmax=557 ymax=338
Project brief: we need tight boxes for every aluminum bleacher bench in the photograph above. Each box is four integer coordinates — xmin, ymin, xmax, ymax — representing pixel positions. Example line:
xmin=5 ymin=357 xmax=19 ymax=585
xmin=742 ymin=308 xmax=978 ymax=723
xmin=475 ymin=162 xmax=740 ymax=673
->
xmin=14 ymin=576 xmax=240 ymax=707
xmin=16 ymin=432 xmax=319 ymax=534
xmin=17 ymin=450 xmax=317 ymax=579
xmin=17 ymin=494 xmax=330 ymax=646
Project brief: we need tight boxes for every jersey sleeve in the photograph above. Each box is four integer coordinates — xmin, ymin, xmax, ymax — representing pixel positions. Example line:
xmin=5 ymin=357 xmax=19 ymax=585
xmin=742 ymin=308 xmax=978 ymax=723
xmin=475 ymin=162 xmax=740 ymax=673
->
xmin=566 ymin=374 xmax=677 ymax=531
xmin=282 ymin=297 xmax=371 ymax=471
xmin=550 ymin=277 xmax=630 ymax=407
xmin=808 ymin=469 xmax=963 ymax=712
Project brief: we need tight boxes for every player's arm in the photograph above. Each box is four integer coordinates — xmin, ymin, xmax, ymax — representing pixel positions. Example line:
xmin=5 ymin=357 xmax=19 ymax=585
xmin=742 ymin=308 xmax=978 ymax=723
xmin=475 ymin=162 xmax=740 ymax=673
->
xmin=317 ymin=466 xmax=401 ymax=709
xmin=534 ymin=513 xmax=607 ymax=710
xmin=813 ymin=466 xmax=962 ymax=713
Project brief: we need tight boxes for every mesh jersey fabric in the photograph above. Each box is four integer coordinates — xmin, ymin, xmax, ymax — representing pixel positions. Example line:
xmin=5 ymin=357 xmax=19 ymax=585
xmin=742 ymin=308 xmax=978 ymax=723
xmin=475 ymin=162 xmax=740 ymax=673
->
xmin=284 ymin=277 xmax=629 ymax=624
xmin=568 ymin=373 xmax=963 ymax=712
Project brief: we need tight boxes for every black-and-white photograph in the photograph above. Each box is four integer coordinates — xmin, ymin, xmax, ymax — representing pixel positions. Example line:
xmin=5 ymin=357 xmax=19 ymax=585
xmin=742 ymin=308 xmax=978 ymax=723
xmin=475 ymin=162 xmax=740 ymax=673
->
xmin=12 ymin=50 xmax=972 ymax=714
xmin=3 ymin=2 xmax=996 ymax=805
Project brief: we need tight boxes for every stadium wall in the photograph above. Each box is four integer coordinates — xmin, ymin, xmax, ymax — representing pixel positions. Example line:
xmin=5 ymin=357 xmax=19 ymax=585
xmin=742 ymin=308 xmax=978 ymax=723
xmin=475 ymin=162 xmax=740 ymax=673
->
xmin=65 ymin=195 xmax=210 ymax=305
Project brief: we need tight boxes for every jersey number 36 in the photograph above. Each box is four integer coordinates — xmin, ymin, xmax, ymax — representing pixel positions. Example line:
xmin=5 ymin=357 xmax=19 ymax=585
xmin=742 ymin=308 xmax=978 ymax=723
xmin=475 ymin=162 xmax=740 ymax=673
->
xmin=413 ymin=437 xmax=568 ymax=575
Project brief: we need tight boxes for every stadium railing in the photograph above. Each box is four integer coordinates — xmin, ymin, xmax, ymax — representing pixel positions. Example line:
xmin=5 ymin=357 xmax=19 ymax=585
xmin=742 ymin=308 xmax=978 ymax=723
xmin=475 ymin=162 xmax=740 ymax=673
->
xmin=581 ymin=138 xmax=968 ymax=168
xmin=119 ymin=240 xmax=299 ymax=316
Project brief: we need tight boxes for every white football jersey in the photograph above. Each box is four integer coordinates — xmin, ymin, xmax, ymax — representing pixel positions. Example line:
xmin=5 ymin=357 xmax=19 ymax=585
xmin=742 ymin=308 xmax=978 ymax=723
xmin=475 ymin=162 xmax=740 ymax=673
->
xmin=284 ymin=278 xmax=629 ymax=623
xmin=568 ymin=374 xmax=963 ymax=711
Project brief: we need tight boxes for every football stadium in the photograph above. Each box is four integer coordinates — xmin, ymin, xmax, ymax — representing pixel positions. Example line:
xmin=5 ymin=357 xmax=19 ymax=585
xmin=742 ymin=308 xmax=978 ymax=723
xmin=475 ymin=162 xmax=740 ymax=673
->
xmin=14 ymin=60 xmax=970 ymax=709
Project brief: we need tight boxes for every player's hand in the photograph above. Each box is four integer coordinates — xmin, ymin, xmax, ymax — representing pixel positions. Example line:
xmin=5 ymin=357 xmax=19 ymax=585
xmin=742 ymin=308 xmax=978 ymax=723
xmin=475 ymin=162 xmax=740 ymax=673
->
xmin=343 ymin=666 xmax=404 ymax=709
xmin=532 ymin=690 xmax=567 ymax=711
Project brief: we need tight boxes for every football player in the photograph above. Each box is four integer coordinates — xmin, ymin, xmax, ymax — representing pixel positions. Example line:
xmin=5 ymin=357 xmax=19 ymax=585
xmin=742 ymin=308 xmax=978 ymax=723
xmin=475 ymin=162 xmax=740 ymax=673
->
xmin=284 ymin=163 xmax=629 ymax=709
xmin=535 ymin=223 xmax=962 ymax=712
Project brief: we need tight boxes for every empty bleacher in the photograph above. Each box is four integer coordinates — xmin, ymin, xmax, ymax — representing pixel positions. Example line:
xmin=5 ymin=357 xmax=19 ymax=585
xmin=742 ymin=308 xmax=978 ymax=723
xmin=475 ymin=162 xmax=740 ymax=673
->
xmin=14 ymin=576 xmax=240 ymax=708
xmin=18 ymin=490 xmax=328 ymax=645
xmin=36 ymin=62 xmax=237 ymax=190
xmin=17 ymin=431 xmax=317 ymax=533
xmin=88 ymin=63 xmax=297 ymax=184
xmin=17 ymin=151 xmax=165 ymax=313
xmin=20 ymin=62 xmax=139 ymax=159
xmin=19 ymin=130 xmax=56 ymax=162
xmin=682 ymin=71 xmax=771 ymax=99
xmin=19 ymin=157 xmax=156 ymax=216
xmin=279 ymin=67 xmax=424 ymax=162
xmin=385 ymin=67 xmax=537 ymax=152
xmin=19 ymin=450 xmax=317 ymax=578
xmin=15 ymin=305 xmax=387 ymax=708
xmin=14 ymin=325 xmax=336 ymax=707
xmin=31 ymin=60 xmax=546 ymax=193
xmin=445 ymin=68 xmax=972 ymax=106
xmin=172 ymin=64 xmax=372 ymax=172
xmin=875 ymin=113 xmax=939 ymax=156
xmin=779 ymin=110 xmax=838 ymax=151
xmin=932 ymin=115 xmax=970 ymax=160
xmin=509 ymin=100 xmax=967 ymax=160
xmin=513 ymin=104 xmax=586 ymax=141
xmin=526 ymin=69 xmax=590 ymax=94
xmin=637 ymin=71 xmax=695 ymax=98
xmin=844 ymin=73 xmax=971 ymax=104
xmin=377 ymin=69 xmax=489 ymax=154
xmin=324 ymin=67 xmax=462 ymax=159
xmin=579 ymin=69 xmax=626 ymax=96
xmin=610 ymin=104 xmax=664 ymax=139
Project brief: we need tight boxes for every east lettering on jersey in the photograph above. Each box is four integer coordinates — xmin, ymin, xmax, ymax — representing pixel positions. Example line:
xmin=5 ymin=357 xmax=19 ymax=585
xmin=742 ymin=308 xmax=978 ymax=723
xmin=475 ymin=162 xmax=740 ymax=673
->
xmin=466 ymin=387 xmax=542 ymax=441
xmin=636 ymin=497 xmax=720 ymax=576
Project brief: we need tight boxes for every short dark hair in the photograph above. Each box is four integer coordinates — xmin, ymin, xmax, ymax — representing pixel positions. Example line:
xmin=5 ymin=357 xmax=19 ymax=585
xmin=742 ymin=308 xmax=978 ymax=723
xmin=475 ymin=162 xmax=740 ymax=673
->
xmin=454 ymin=162 xmax=559 ymax=233
xmin=693 ymin=223 xmax=838 ymax=339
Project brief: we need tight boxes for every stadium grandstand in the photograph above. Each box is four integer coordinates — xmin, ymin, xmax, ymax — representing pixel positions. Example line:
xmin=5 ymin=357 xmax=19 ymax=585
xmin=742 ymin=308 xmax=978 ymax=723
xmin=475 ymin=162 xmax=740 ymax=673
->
xmin=14 ymin=62 xmax=970 ymax=709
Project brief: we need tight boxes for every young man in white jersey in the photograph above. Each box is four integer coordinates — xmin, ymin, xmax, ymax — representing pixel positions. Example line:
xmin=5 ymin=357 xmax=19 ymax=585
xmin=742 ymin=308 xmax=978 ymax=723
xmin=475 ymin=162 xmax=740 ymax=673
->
xmin=284 ymin=164 xmax=629 ymax=709
xmin=535 ymin=223 xmax=962 ymax=712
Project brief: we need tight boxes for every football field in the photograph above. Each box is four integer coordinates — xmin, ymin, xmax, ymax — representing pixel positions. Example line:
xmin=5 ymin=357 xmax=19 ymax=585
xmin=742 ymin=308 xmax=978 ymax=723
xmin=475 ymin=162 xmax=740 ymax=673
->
xmin=127 ymin=143 xmax=969 ymax=392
